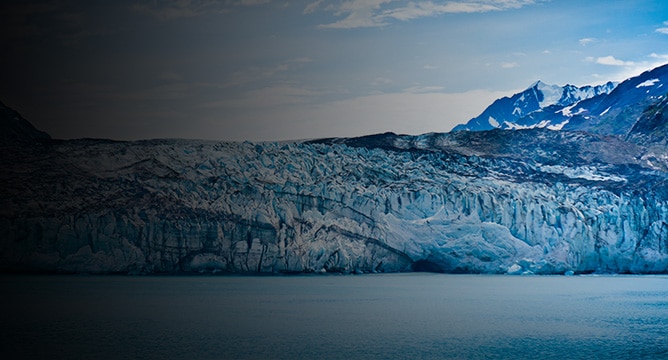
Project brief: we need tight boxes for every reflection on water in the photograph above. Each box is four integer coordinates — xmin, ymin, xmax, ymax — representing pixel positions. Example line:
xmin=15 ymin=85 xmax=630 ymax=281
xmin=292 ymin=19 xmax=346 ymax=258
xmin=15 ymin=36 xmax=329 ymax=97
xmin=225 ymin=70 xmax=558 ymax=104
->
xmin=1 ymin=274 xmax=667 ymax=359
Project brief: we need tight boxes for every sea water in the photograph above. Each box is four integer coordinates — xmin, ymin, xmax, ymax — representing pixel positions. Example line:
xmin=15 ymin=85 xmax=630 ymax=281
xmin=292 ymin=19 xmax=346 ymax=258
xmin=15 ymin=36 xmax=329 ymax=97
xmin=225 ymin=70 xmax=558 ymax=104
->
xmin=1 ymin=273 xmax=667 ymax=359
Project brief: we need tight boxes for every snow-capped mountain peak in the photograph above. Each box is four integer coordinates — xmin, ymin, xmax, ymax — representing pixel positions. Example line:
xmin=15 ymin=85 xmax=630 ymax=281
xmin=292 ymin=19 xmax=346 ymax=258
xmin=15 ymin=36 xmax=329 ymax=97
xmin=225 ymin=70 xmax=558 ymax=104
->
xmin=453 ymin=64 xmax=668 ymax=135
xmin=451 ymin=80 xmax=618 ymax=132
xmin=532 ymin=80 xmax=563 ymax=108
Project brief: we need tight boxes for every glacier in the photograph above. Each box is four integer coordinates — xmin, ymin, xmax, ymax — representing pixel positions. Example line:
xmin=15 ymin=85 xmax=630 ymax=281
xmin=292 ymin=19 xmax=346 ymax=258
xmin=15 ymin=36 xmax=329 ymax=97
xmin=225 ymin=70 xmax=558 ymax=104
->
xmin=2 ymin=127 xmax=668 ymax=275
xmin=4 ymin=63 xmax=668 ymax=275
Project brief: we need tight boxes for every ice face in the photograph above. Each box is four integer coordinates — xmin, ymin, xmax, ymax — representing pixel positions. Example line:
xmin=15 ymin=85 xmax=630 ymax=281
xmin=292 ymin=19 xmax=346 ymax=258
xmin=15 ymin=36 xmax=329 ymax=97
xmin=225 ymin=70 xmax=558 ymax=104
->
xmin=2 ymin=130 xmax=667 ymax=275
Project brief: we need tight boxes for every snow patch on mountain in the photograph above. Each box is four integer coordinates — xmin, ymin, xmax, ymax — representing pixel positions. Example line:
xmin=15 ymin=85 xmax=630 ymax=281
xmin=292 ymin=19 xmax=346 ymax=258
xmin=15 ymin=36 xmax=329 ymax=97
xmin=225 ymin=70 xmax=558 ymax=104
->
xmin=636 ymin=79 xmax=659 ymax=88
xmin=547 ymin=119 xmax=569 ymax=131
xmin=504 ymin=120 xmax=551 ymax=130
xmin=558 ymin=104 xmax=577 ymax=117
xmin=559 ymin=105 xmax=587 ymax=117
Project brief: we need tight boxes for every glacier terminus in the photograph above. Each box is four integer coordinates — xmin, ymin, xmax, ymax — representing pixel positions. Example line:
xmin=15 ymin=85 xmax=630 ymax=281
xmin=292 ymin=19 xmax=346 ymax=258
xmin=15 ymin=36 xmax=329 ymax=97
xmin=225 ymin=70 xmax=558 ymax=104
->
xmin=3 ymin=64 xmax=668 ymax=275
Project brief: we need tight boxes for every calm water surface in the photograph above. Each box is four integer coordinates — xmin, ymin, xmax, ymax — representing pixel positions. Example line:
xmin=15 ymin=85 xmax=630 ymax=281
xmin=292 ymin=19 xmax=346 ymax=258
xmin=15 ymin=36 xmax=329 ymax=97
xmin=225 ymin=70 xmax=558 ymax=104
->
xmin=1 ymin=273 xmax=667 ymax=359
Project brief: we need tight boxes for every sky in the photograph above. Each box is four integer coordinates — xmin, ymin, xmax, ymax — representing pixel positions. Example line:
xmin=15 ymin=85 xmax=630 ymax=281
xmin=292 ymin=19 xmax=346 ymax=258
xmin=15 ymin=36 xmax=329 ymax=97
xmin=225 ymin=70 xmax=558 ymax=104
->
xmin=2 ymin=0 xmax=668 ymax=141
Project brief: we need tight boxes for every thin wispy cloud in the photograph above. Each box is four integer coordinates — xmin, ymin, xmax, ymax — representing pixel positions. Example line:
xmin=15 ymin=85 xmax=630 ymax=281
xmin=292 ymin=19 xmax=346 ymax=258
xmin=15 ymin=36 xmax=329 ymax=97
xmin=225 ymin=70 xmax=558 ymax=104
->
xmin=237 ymin=0 xmax=272 ymax=5
xmin=579 ymin=38 xmax=595 ymax=46
xmin=291 ymin=57 xmax=314 ymax=63
xmin=371 ymin=77 xmax=393 ymax=86
xmin=317 ymin=0 xmax=392 ymax=29
xmin=303 ymin=0 xmax=323 ymax=14
xmin=656 ymin=21 xmax=668 ymax=34
xmin=381 ymin=1 xmax=504 ymax=21
xmin=501 ymin=62 xmax=519 ymax=68
xmin=315 ymin=0 xmax=537 ymax=29
xmin=403 ymin=85 xmax=445 ymax=93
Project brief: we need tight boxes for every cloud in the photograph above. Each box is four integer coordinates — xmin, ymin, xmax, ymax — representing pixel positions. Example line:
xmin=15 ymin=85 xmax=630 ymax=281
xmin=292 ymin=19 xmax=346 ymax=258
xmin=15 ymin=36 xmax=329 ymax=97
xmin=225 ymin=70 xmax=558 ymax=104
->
xmin=303 ymin=0 xmax=323 ymax=14
xmin=291 ymin=57 xmax=313 ymax=63
xmin=579 ymin=38 xmax=595 ymax=46
xmin=649 ymin=53 xmax=668 ymax=61
xmin=371 ymin=77 xmax=393 ymax=86
xmin=403 ymin=85 xmax=445 ymax=93
xmin=589 ymin=55 xmax=635 ymax=66
xmin=316 ymin=0 xmax=537 ymax=29
xmin=423 ymin=64 xmax=439 ymax=70
xmin=381 ymin=1 xmax=498 ymax=21
xmin=656 ymin=21 xmax=668 ymax=34
xmin=318 ymin=0 xmax=392 ymax=29
xmin=501 ymin=62 xmax=518 ymax=68
xmin=586 ymin=53 xmax=668 ymax=84
xmin=237 ymin=0 xmax=272 ymax=5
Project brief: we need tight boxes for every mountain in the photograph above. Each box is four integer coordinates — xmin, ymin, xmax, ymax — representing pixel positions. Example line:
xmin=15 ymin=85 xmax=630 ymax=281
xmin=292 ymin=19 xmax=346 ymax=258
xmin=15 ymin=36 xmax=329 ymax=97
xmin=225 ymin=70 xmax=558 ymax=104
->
xmin=452 ymin=81 xmax=616 ymax=132
xmin=453 ymin=64 xmax=668 ymax=135
xmin=562 ymin=63 xmax=668 ymax=135
xmin=0 ymin=100 xmax=50 ymax=145
xmin=3 ymin=64 xmax=668 ymax=275
xmin=626 ymin=95 xmax=668 ymax=145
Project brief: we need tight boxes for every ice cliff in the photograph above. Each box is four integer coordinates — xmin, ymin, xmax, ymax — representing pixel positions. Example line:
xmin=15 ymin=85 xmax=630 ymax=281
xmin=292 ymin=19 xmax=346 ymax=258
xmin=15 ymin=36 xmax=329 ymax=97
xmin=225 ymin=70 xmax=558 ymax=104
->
xmin=2 ymin=124 xmax=668 ymax=274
